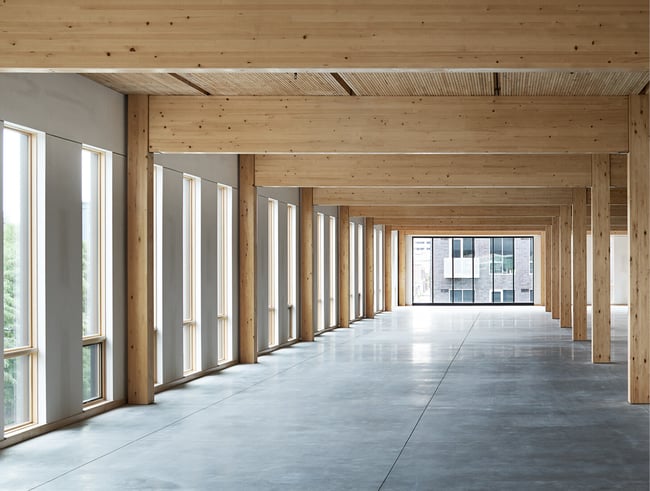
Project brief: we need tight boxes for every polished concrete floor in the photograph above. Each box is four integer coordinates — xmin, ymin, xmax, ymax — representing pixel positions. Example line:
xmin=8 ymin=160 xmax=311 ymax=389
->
xmin=1 ymin=306 xmax=648 ymax=490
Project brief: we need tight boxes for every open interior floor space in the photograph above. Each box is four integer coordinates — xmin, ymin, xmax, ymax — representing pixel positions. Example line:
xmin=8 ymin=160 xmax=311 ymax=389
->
xmin=1 ymin=306 xmax=647 ymax=490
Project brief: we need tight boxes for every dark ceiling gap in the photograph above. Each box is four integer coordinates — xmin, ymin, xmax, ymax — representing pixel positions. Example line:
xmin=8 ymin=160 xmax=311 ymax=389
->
xmin=493 ymin=72 xmax=501 ymax=96
xmin=170 ymin=73 xmax=212 ymax=95
xmin=331 ymin=73 xmax=356 ymax=96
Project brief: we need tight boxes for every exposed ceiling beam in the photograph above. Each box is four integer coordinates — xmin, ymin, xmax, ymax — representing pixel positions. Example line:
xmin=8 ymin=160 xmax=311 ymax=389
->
xmin=349 ymin=205 xmax=561 ymax=218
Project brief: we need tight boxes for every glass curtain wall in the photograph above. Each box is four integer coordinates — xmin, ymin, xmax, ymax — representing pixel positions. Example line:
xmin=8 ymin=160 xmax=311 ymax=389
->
xmin=412 ymin=236 xmax=534 ymax=305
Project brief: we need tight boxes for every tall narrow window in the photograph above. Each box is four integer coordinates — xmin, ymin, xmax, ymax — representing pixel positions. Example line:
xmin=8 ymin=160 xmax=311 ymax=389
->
xmin=3 ymin=124 xmax=38 ymax=431
xmin=182 ymin=175 xmax=198 ymax=374
xmin=349 ymin=222 xmax=355 ymax=321
xmin=316 ymin=213 xmax=325 ymax=331
xmin=328 ymin=216 xmax=336 ymax=328
xmin=81 ymin=147 xmax=107 ymax=404
xmin=217 ymin=184 xmax=233 ymax=363
xmin=287 ymin=204 xmax=297 ymax=340
xmin=357 ymin=224 xmax=364 ymax=318
xmin=268 ymin=199 xmax=279 ymax=347
xmin=375 ymin=227 xmax=383 ymax=312
xmin=153 ymin=165 xmax=163 ymax=382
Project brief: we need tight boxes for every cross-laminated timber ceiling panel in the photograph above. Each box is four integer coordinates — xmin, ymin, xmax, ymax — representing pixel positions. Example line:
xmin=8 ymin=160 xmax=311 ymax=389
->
xmin=149 ymin=96 xmax=628 ymax=153
xmin=0 ymin=1 xmax=646 ymax=70
xmin=501 ymin=72 xmax=649 ymax=96
xmin=84 ymin=73 xmax=203 ymax=95
xmin=338 ymin=72 xmax=493 ymax=96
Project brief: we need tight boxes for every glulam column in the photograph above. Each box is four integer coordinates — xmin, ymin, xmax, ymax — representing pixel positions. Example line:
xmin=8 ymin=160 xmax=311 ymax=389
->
xmin=572 ymin=188 xmax=588 ymax=341
xmin=544 ymin=226 xmax=552 ymax=313
xmin=384 ymin=226 xmax=392 ymax=312
xmin=551 ymin=216 xmax=560 ymax=320
xmin=559 ymin=205 xmax=572 ymax=328
xmin=591 ymin=154 xmax=611 ymax=363
xmin=364 ymin=218 xmax=375 ymax=318
xmin=239 ymin=155 xmax=257 ymax=363
xmin=300 ymin=188 xmax=314 ymax=341
xmin=338 ymin=206 xmax=350 ymax=328
xmin=628 ymin=95 xmax=649 ymax=402
xmin=126 ymin=95 xmax=154 ymax=404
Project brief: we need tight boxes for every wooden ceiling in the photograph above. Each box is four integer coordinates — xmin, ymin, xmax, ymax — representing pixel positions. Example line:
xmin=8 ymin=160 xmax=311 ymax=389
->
xmin=84 ymin=71 xmax=649 ymax=97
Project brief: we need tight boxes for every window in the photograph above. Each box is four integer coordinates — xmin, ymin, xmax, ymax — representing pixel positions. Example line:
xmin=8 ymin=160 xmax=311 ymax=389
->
xmin=268 ymin=199 xmax=279 ymax=347
xmin=153 ymin=165 xmax=163 ymax=382
xmin=316 ymin=213 xmax=325 ymax=331
xmin=328 ymin=216 xmax=336 ymax=328
xmin=217 ymin=184 xmax=233 ymax=363
xmin=81 ymin=147 xmax=108 ymax=404
xmin=182 ymin=175 xmax=199 ymax=374
xmin=287 ymin=204 xmax=297 ymax=340
xmin=357 ymin=224 xmax=363 ymax=318
xmin=491 ymin=238 xmax=514 ymax=274
xmin=349 ymin=222 xmax=355 ymax=321
xmin=375 ymin=227 xmax=383 ymax=312
xmin=3 ymin=124 xmax=38 ymax=431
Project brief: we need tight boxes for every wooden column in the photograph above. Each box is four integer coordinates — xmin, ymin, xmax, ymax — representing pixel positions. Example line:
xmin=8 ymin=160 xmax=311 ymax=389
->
xmin=127 ymin=95 xmax=154 ymax=404
xmin=300 ymin=188 xmax=314 ymax=341
xmin=338 ymin=206 xmax=350 ymax=328
xmin=628 ymin=95 xmax=650 ymax=402
xmin=572 ymin=188 xmax=588 ymax=341
xmin=544 ymin=226 xmax=552 ymax=313
xmin=384 ymin=226 xmax=393 ymax=312
xmin=559 ymin=205 xmax=572 ymax=328
xmin=551 ymin=216 xmax=560 ymax=320
xmin=591 ymin=154 xmax=611 ymax=363
xmin=239 ymin=155 xmax=257 ymax=363
xmin=398 ymin=231 xmax=406 ymax=306
xmin=364 ymin=218 xmax=375 ymax=318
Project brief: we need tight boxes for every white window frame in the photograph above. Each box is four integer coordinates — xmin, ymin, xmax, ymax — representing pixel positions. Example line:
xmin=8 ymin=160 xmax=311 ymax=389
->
xmin=217 ymin=184 xmax=233 ymax=363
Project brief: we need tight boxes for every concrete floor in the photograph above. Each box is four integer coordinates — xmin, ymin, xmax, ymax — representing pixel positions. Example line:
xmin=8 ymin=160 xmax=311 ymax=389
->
xmin=1 ymin=306 xmax=648 ymax=490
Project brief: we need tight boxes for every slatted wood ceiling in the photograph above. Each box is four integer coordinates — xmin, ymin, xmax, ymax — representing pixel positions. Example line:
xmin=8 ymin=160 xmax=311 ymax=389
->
xmin=84 ymin=73 xmax=203 ymax=95
xmin=339 ymin=72 xmax=493 ymax=96
xmin=501 ymin=72 xmax=649 ymax=96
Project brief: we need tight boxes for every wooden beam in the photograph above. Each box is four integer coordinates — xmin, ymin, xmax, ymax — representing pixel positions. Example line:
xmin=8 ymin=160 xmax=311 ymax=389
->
xmin=628 ymin=95 xmax=650 ymax=403
xmin=610 ymin=154 xmax=628 ymax=188
xmin=127 ymin=95 xmax=154 ymax=405
xmin=373 ymin=217 xmax=553 ymax=227
xmin=338 ymin=206 xmax=350 ymax=328
xmin=239 ymin=155 xmax=257 ymax=363
xmin=398 ymin=231 xmax=406 ymax=306
xmin=364 ymin=218 xmax=375 ymax=318
xmin=572 ymin=188 xmax=588 ymax=341
xmin=384 ymin=226 xmax=392 ymax=312
xmin=559 ymin=206 xmax=572 ymax=328
xmin=350 ymin=205 xmax=561 ymax=218
xmin=587 ymin=188 xmax=627 ymax=205
xmin=2 ymin=1 xmax=646 ymax=71
xmin=397 ymin=228 xmax=546 ymax=236
xmin=300 ymin=188 xmax=314 ymax=341
xmin=315 ymin=188 xmax=574 ymax=206
xmin=544 ymin=226 xmax=552 ymax=313
xmin=255 ymin=154 xmax=593 ymax=187
xmin=592 ymin=154 xmax=611 ymax=363
xmin=149 ymin=96 xmax=628 ymax=154
xmin=551 ymin=216 xmax=560 ymax=320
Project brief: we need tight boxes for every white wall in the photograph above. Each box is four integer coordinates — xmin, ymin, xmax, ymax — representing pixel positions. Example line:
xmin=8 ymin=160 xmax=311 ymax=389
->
xmin=0 ymin=73 xmax=127 ymax=435
xmin=586 ymin=234 xmax=629 ymax=305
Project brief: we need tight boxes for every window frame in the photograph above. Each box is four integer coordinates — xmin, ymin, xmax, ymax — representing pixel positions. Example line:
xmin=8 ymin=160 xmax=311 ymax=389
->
xmin=182 ymin=174 xmax=198 ymax=374
xmin=217 ymin=184 xmax=233 ymax=363
xmin=267 ymin=198 xmax=279 ymax=347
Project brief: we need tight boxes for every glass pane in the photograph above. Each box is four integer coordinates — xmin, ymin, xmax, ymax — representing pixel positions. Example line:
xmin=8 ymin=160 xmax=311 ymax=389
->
xmin=3 ymin=128 xmax=30 ymax=349
xmin=452 ymin=237 xmax=474 ymax=302
xmin=182 ymin=178 xmax=192 ymax=321
xmin=492 ymin=291 xmax=502 ymax=303
xmin=412 ymin=238 xmax=432 ymax=303
xmin=349 ymin=223 xmax=355 ymax=321
xmin=503 ymin=290 xmax=514 ymax=303
xmin=357 ymin=225 xmax=363 ymax=317
xmin=493 ymin=238 xmax=514 ymax=302
xmin=4 ymin=355 xmax=31 ymax=428
xmin=82 ymin=343 xmax=102 ymax=402
xmin=515 ymin=238 xmax=534 ymax=303
xmin=452 ymin=239 xmax=461 ymax=258
xmin=82 ymin=149 xmax=100 ymax=337
xmin=433 ymin=238 xmax=451 ymax=303
xmin=183 ymin=324 xmax=193 ymax=373
xmin=463 ymin=238 xmax=473 ymax=257
xmin=474 ymin=238 xmax=493 ymax=303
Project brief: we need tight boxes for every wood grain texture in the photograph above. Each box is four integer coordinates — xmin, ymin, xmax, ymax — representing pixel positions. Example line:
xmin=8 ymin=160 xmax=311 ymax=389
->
xmin=559 ymin=205 xmax=572 ymax=328
xmin=84 ymin=73 xmax=203 ymax=95
xmin=350 ymin=206 xmax=561 ymax=218
xmin=255 ymin=154 xmax=593 ymax=188
xmin=591 ymin=154 xmax=611 ymax=363
xmin=338 ymin=206 xmax=350 ymax=328
xmin=544 ymin=226 xmax=552 ymax=313
xmin=384 ymin=226 xmax=392 ymax=312
xmin=315 ymin=188 xmax=574 ymax=206
xmin=300 ymin=188 xmax=314 ymax=341
xmin=373 ymin=217 xmax=553 ymax=227
xmin=540 ymin=232 xmax=546 ymax=307
xmin=501 ymin=72 xmax=649 ymax=96
xmin=398 ymin=231 xmax=406 ymax=306
xmin=551 ymin=216 xmax=560 ymax=320
xmin=364 ymin=218 xmax=375 ymax=318
xmin=127 ymin=95 xmax=154 ymax=404
xmin=339 ymin=72 xmax=493 ymax=96
xmin=239 ymin=155 xmax=257 ymax=363
xmin=572 ymin=189 xmax=588 ymax=340
xmin=149 ymin=96 xmax=629 ymax=154
xmin=628 ymin=95 xmax=649 ymax=402
xmin=1 ymin=1 xmax=646 ymax=70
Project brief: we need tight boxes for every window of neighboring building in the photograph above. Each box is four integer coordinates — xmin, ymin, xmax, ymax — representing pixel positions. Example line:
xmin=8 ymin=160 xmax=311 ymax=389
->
xmin=268 ymin=199 xmax=279 ymax=347
xmin=182 ymin=175 xmax=199 ymax=374
xmin=287 ymin=204 xmax=297 ymax=340
xmin=217 ymin=184 xmax=233 ymax=363
xmin=3 ymin=124 xmax=39 ymax=431
xmin=81 ymin=146 xmax=108 ymax=405
xmin=328 ymin=216 xmax=336 ymax=328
